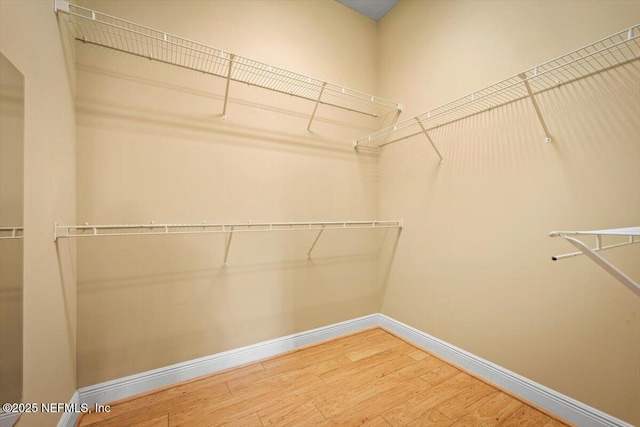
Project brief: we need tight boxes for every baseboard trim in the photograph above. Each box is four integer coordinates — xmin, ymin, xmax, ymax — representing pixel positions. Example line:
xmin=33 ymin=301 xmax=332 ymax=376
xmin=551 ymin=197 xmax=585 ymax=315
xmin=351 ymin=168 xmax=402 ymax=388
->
xmin=377 ymin=314 xmax=632 ymax=427
xmin=63 ymin=313 xmax=378 ymax=427
xmin=56 ymin=391 xmax=80 ymax=427
xmin=0 ymin=411 xmax=20 ymax=427
xmin=61 ymin=313 xmax=630 ymax=427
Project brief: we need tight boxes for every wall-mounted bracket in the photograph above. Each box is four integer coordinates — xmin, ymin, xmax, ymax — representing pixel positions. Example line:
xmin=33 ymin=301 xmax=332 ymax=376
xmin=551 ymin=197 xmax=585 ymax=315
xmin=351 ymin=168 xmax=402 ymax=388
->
xmin=415 ymin=118 xmax=444 ymax=164
xmin=223 ymin=226 xmax=234 ymax=267
xmin=519 ymin=73 xmax=552 ymax=143
xmin=221 ymin=54 xmax=235 ymax=120
xmin=306 ymin=225 xmax=325 ymax=259
xmin=307 ymin=82 xmax=327 ymax=133
xmin=54 ymin=0 xmax=70 ymax=13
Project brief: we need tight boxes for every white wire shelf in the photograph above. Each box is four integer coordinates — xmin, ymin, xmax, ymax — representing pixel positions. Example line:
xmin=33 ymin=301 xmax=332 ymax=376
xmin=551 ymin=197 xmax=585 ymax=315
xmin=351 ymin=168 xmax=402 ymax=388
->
xmin=0 ymin=227 xmax=23 ymax=240
xmin=54 ymin=220 xmax=403 ymax=265
xmin=354 ymin=24 xmax=640 ymax=155
xmin=54 ymin=0 xmax=402 ymax=130
xmin=550 ymin=227 xmax=640 ymax=297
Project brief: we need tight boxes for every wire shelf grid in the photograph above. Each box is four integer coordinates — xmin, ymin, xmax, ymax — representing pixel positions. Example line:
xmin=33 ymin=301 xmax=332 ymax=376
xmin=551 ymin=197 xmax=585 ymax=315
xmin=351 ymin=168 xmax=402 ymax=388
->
xmin=355 ymin=24 xmax=640 ymax=148
xmin=56 ymin=1 xmax=401 ymax=118
xmin=0 ymin=227 xmax=23 ymax=240
xmin=54 ymin=220 xmax=403 ymax=240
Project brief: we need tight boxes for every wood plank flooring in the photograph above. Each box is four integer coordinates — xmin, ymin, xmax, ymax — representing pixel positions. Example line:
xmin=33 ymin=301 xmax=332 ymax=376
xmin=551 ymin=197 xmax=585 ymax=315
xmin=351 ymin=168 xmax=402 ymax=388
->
xmin=77 ymin=328 xmax=571 ymax=427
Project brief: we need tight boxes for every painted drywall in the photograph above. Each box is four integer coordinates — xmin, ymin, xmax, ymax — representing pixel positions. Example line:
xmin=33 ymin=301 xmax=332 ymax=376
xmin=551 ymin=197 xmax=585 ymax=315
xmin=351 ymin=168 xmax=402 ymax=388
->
xmin=0 ymin=1 xmax=77 ymax=426
xmin=377 ymin=0 xmax=640 ymax=424
xmin=74 ymin=0 xmax=396 ymax=386
xmin=0 ymin=53 xmax=24 ymax=410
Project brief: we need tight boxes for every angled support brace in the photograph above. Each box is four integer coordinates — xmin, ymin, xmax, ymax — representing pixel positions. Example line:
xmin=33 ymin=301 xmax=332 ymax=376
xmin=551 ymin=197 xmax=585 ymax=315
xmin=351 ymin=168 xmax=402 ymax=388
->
xmin=415 ymin=118 xmax=444 ymax=164
xmin=519 ymin=73 xmax=552 ymax=143
xmin=223 ymin=226 xmax=234 ymax=267
xmin=222 ymin=54 xmax=235 ymax=120
xmin=554 ymin=234 xmax=640 ymax=297
xmin=307 ymin=226 xmax=325 ymax=259
xmin=307 ymin=82 xmax=327 ymax=133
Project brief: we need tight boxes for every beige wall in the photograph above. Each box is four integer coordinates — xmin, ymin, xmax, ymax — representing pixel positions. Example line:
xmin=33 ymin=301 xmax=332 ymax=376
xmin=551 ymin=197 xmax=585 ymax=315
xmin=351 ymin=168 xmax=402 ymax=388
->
xmin=0 ymin=1 xmax=77 ymax=426
xmin=74 ymin=0 xmax=390 ymax=386
xmin=377 ymin=1 xmax=640 ymax=424
xmin=0 ymin=53 xmax=24 ymax=409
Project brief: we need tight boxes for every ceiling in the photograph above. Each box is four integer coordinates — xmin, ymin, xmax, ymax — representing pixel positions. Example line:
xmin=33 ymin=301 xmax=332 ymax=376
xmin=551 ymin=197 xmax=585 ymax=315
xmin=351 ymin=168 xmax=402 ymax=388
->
xmin=335 ymin=0 xmax=399 ymax=21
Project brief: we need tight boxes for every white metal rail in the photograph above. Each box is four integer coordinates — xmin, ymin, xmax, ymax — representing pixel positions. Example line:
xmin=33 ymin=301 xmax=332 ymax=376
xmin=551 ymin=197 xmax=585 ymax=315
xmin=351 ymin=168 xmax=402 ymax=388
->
xmin=550 ymin=227 xmax=640 ymax=297
xmin=54 ymin=220 xmax=403 ymax=266
xmin=54 ymin=0 xmax=402 ymax=131
xmin=0 ymin=227 xmax=23 ymax=240
xmin=354 ymin=24 xmax=640 ymax=157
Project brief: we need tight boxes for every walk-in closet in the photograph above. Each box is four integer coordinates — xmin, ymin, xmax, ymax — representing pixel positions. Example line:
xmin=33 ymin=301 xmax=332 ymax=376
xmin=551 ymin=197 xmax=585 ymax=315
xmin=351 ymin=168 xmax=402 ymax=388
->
xmin=0 ymin=1 xmax=638 ymax=426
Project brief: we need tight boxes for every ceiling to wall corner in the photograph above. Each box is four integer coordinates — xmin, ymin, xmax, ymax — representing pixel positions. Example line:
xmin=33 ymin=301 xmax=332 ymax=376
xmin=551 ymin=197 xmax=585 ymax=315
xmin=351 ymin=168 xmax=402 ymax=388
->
xmin=335 ymin=0 xmax=399 ymax=21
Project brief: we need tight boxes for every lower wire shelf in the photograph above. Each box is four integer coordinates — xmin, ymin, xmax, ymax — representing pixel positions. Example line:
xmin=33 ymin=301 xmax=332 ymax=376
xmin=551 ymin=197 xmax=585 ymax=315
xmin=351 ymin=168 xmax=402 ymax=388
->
xmin=0 ymin=227 xmax=23 ymax=240
xmin=54 ymin=220 xmax=403 ymax=266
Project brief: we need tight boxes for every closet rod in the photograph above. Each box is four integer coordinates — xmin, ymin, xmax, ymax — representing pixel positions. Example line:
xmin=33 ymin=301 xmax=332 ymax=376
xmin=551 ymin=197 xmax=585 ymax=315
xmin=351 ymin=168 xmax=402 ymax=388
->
xmin=354 ymin=24 xmax=640 ymax=150
xmin=53 ymin=220 xmax=403 ymax=241
xmin=550 ymin=227 xmax=640 ymax=297
xmin=0 ymin=227 xmax=23 ymax=240
xmin=54 ymin=0 xmax=402 ymax=125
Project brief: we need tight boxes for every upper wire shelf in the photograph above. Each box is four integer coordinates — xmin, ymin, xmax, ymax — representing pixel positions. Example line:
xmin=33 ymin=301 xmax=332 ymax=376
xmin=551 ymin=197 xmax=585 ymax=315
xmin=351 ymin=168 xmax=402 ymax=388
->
xmin=354 ymin=24 xmax=640 ymax=150
xmin=54 ymin=0 xmax=402 ymax=129
xmin=0 ymin=227 xmax=23 ymax=240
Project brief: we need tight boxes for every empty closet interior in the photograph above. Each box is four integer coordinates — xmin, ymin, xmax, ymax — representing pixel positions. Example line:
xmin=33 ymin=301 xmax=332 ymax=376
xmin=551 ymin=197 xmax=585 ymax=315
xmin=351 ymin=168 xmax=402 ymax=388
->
xmin=0 ymin=0 xmax=638 ymax=426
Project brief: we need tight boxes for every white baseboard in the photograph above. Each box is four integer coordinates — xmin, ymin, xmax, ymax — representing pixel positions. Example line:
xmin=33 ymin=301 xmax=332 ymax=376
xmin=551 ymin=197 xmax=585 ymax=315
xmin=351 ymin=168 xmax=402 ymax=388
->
xmin=0 ymin=412 xmax=20 ymax=427
xmin=57 ymin=314 xmax=378 ymax=427
xmin=377 ymin=314 xmax=632 ymax=427
xmin=58 ymin=313 xmax=631 ymax=427
xmin=56 ymin=391 xmax=80 ymax=427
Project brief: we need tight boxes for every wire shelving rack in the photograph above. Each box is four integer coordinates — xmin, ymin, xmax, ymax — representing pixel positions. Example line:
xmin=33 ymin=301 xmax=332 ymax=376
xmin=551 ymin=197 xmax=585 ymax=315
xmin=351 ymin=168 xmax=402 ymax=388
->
xmin=0 ymin=227 xmax=23 ymax=240
xmin=54 ymin=220 xmax=403 ymax=265
xmin=54 ymin=0 xmax=402 ymax=131
xmin=550 ymin=227 xmax=640 ymax=297
xmin=354 ymin=24 xmax=640 ymax=158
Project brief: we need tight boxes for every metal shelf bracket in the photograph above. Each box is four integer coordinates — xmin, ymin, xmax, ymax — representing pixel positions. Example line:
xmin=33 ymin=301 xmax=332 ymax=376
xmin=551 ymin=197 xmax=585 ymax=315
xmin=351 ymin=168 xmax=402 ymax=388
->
xmin=415 ymin=117 xmax=444 ymax=165
xmin=519 ymin=72 xmax=552 ymax=143
xmin=223 ymin=226 xmax=234 ymax=267
xmin=307 ymin=82 xmax=327 ymax=133
xmin=222 ymin=54 xmax=235 ymax=120
xmin=307 ymin=225 xmax=325 ymax=259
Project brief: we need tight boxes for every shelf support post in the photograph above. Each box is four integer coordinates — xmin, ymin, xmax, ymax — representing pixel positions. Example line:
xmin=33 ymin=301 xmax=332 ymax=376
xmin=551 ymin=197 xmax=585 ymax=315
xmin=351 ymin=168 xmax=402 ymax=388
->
xmin=415 ymin=118 xmax=444 ymax=164
xmin=307 ymin=226 xmax=325 ymax=259
xmin=519 ymin=73 xmax=552 ymax=143
xmin=307 ymin=82 xmax=327 ymax=133
xmin=222 ymin=54 xmax=235 ymax=120
xmin=223 ymin=226 xmax=234 ymax=267
xmin=558 ymin=234 xmax=640 ymax=297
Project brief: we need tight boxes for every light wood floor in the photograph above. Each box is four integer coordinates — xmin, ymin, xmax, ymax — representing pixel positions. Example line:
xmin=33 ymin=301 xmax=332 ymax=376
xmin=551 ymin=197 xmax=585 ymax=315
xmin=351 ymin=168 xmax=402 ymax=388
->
xmin=77 ymin=328 xmax=571 ymax=427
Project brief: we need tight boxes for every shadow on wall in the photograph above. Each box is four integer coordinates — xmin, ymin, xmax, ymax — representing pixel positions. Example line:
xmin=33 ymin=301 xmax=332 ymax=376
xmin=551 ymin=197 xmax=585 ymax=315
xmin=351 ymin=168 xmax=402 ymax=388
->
xmin=74 ymin=58 xmax=393 ymax=159
xmin=379 ymin=61 xmax=640 ymax=182
xmin=70 ymin=226 xmax=401 ymax=387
